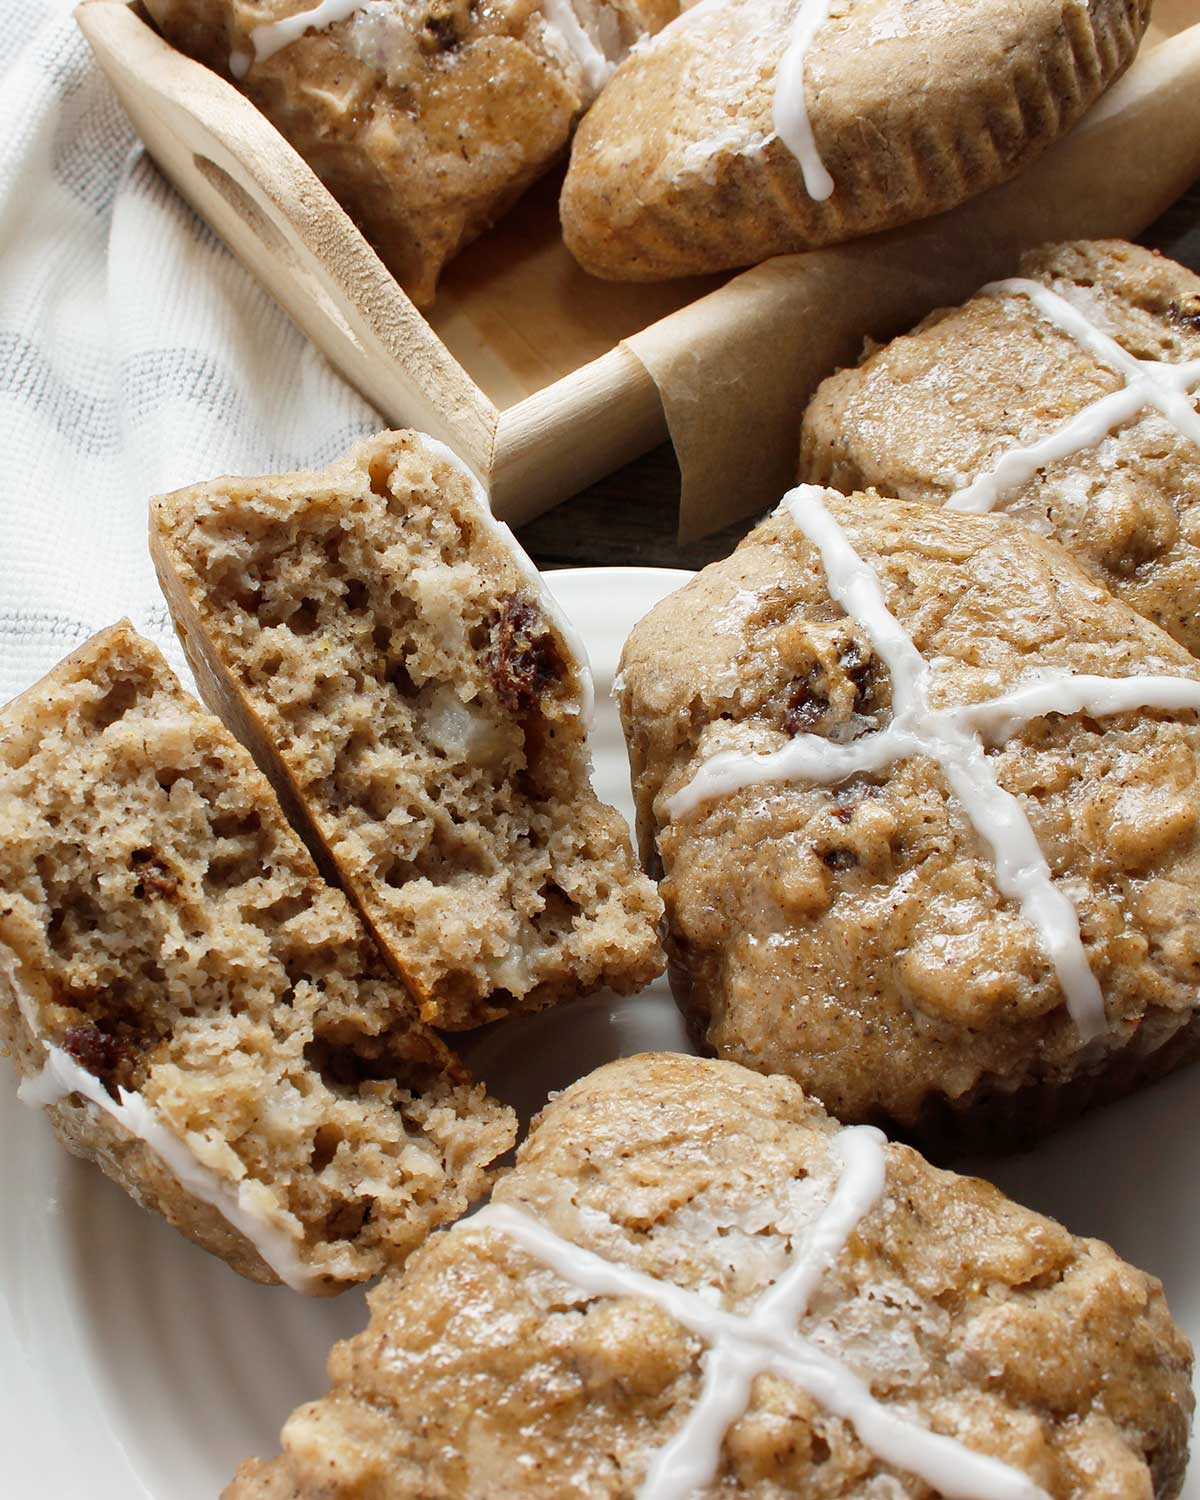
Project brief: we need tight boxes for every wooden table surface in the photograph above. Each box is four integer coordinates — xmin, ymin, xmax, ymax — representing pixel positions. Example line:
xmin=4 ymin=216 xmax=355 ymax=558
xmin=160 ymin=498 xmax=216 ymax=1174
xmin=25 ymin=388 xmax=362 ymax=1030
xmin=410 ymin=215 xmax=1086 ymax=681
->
xmin=516 ymin=180 xmax=1200 ymax=575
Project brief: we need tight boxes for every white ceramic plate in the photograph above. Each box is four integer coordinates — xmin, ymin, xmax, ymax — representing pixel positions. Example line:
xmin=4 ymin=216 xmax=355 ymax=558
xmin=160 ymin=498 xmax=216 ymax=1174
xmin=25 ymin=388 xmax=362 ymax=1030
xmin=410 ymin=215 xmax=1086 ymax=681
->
xmin=0 ymin=566 xmax=690 ymax=1498
xmin=2 ymin=565 xmax=1198 ymax=1498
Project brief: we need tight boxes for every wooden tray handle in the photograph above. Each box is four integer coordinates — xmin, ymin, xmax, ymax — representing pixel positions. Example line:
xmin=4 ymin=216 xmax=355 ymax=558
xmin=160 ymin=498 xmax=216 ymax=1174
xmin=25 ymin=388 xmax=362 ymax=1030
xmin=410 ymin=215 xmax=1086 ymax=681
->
xmin=76 ymin=0 xmax=500 ymax=479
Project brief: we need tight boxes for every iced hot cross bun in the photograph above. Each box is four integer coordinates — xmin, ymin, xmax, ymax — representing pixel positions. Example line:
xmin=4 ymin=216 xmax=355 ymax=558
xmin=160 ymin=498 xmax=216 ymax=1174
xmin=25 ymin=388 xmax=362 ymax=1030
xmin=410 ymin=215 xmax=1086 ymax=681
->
xmin=561 ymin=0 xmax=1151 ymax=281
xmin=144 ymin=0 xmax=684 ymax=303
xmin=226 ymin=1053 xmax=1194 ymax=1499
xmin=801 ymin=240 xmax=1200 ymax=659
xmin=619 ymin=486 xmax=1200 ymax=1150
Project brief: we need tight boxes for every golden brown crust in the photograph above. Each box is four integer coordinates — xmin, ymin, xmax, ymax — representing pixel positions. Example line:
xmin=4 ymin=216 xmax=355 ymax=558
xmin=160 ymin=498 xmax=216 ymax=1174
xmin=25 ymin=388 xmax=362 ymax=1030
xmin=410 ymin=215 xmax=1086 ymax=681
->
xmin=561 ymin=0 xmax=1151 ymax=281
xmin=144 ymin=0 xmax=682 ymax=303
xmin=619 ymin=490 xmax=1200 ymax=1141
xmin=224 ymin=1459 xmax=300 ymax=1499
xmin=0 ymin=622 xmax=515 ymax=1290
xmin=150 ymin=430 xmax=664 ymax=1030
xmin=800 ymin=239 xmax=1200 ymax=659
xmin=224 ymin=1054 xmax=1194 ymax=1499
xmin=667 ymin=953 xmax=1200 ymax=1158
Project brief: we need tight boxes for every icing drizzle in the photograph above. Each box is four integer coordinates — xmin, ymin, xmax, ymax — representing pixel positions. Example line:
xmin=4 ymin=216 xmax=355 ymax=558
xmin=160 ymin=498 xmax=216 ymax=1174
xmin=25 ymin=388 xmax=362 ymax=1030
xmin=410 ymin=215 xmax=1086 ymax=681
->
xmin=541 ymin=0 xmax=619 ymax=98
xmin=234 ymin=0 xmax=840 ymax=197
xmin=666 ymin=486 xmax=1200 ymax=1040
xmin=232 ymin=0 xmax=622 ymax=99
xmin=471 ymin=1126 xmax=1047 ymax=1500
xmin=19 ymin=1043 xmax=323 ymax=1292
xmin=772 ymin=0 xmax=835 ymax=200
xmin=231 ymin=0 xmax=367 ymax=77
xmin=948 ymin=278 xmax=1200 ymax=515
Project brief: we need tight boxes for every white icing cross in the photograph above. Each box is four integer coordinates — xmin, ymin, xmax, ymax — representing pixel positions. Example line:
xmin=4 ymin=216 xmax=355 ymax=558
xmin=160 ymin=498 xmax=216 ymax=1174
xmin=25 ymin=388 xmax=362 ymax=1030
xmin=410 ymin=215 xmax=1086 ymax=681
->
xmin=947 ymin=278 xmax=1200 ymax=515
xmin=773 ymin=0 xmax=835 ymax=200
xmin=666 ymin=486 xmax=1200 ymax=1040
xmin=471 ymin=1125 xmax=1047 ymax=1500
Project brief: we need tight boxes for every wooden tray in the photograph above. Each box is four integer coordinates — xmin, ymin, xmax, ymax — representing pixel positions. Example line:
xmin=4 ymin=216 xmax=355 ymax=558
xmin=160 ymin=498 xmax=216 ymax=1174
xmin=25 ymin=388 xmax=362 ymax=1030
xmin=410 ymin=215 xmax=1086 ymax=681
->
xmin=75 ymin=0 xmax=712 ymax=525
xmin=78 ymin=0 xmax=1200 ymax=533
